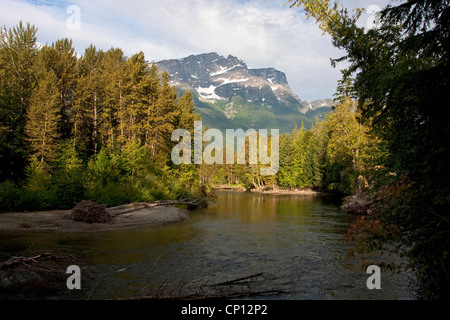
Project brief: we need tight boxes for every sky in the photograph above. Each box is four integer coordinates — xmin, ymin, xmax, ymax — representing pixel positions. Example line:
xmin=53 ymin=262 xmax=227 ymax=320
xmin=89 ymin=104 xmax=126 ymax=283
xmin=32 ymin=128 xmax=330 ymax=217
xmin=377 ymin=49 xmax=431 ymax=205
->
xmin=0 ymin=0 xmax=393 ymax=101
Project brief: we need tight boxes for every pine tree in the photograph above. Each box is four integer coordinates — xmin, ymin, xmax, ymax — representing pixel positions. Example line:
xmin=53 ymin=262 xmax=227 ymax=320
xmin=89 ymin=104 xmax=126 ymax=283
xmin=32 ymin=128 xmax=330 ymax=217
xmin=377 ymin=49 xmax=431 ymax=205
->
xmin=0 ymin=21 xmax=39 ymax=180
xmin=291 ymin=122 xmax=308 ymax=188
xmin=176 ymin=91 xmax=200 ymax=131
xmin=73 ymin=45 xmax=105 ymax=156
xmin=101 ymin=47 xmax=126 ymax=150
xmin=25 ymin=67 xmax=60 ymax=167
xmin=147 ymin=70 xmax=178 ymax=160
xmin=307 ymin=120 xmax=329 ymax=188
xmin=143 ymin=63 xmax=161 ymax=146
xmin=121 ymin=52 xmax=149 ymax=144
xmin=277 ymin=134 xmax=296 ymax=188
xmin=40 ymin=38 xmax=77 ymax=140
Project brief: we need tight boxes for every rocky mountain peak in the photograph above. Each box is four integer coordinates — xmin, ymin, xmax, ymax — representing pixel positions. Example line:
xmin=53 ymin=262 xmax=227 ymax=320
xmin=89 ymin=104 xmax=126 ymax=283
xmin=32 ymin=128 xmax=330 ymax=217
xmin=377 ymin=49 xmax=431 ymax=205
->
xmin=157 ymin=52 xmax=302 ymax=110
xmin=155 ymin=52 xmax=333 ymax=133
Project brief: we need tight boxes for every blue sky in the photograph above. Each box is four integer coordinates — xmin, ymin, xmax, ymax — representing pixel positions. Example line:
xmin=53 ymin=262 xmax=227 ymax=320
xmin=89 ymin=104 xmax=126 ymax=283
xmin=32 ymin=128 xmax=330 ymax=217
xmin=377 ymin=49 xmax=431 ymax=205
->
xmin=1 ymin=0 xmax=393 ymax=101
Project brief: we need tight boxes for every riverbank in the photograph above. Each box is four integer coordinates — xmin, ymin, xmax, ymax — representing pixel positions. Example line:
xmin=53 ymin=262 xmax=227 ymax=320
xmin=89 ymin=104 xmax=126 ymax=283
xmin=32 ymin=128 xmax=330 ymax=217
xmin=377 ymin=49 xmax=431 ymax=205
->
xmin=251 ymin=188 xmax=329 ymax=196
xmin=213 ymin=185 xmax=332 ymax=196
xmin=0 ymin=205 xmax=190 ymax=233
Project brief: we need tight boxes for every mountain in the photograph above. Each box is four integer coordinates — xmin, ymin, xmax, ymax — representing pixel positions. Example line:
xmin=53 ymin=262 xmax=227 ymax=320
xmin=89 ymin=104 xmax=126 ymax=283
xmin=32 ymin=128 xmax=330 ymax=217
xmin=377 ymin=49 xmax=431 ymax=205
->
xmin=156 ymin=52 xmax=333 ymax=133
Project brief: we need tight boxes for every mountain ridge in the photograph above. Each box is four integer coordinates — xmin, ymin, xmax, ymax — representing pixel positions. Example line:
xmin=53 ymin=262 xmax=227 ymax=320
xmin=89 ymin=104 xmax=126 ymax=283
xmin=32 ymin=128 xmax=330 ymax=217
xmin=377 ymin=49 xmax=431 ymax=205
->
xmin=156 ymin=52 xmax=334 ymax=133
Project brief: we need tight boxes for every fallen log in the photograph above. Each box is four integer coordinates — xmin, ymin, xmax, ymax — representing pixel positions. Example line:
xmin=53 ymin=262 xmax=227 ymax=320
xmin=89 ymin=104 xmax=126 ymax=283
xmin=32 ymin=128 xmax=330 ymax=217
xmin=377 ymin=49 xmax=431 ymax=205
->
xmin=0 ymin=253 xmax=72 ymax=271
xmin=107 ymin=203 xmax=148 ymax=217
xmin=150 ymin=198 xmax=208 ymax=209
xmin=107 ymin=198 xmax=209 ymax=217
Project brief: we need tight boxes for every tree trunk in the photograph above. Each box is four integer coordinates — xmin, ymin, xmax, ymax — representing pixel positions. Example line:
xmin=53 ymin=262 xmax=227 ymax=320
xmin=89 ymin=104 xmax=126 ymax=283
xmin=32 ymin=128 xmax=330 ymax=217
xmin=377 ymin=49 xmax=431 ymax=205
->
xmin=93 ymin=92 xmax=98 ymax=154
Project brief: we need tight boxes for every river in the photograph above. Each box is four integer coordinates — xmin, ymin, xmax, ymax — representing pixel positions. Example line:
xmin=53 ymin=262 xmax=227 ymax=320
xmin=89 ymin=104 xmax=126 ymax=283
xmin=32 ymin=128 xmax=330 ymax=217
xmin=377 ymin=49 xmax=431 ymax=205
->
xmin=0 ymin=191 xmax=417 ymax=300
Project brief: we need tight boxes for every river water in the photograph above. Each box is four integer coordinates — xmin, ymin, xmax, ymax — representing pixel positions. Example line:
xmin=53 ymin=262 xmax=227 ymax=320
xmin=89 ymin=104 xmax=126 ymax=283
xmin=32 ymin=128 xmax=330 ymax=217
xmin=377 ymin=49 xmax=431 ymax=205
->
xmin=0 ymin=191 xmax=417 ymax=300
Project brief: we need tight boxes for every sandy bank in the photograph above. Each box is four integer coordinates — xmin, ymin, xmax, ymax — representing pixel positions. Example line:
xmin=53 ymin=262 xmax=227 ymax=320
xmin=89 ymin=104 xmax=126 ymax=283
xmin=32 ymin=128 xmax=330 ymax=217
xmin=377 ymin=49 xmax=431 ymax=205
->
xmin=213 ymin=186 xmax=329 ymax=196
xmin=251 ymin=188 xmax=329 ymax=196
xmin=0 ymin=205 xmax=190 ymax=233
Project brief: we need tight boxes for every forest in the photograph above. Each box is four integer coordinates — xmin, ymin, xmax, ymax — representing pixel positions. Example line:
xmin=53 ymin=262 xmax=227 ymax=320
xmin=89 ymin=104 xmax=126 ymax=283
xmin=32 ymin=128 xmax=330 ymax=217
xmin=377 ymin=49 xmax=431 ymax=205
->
xmin=0 ymin=21 xmax=375 ymax=212
xmin=1 ymin=0 xmax=449 ymax=299
xmin=0 ymin=22 xmax=204 ymax=211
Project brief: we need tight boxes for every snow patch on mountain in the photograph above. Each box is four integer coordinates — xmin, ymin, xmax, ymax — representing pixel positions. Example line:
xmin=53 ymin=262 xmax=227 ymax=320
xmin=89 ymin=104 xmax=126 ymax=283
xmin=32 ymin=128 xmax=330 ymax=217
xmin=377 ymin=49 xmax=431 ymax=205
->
xmin=196 ymin=85 xmax=224 ymax=101
xmin=210 ymin=65 xmax=243 ymax=76
xmin=217 ymin=77 xmax=249 ymax=85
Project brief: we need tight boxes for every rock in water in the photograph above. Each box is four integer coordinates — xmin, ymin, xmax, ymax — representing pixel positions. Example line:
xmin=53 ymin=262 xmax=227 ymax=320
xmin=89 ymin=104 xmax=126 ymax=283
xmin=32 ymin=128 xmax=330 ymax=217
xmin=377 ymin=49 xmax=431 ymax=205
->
xmin=71 ymin=200 xmax=111 ymax=223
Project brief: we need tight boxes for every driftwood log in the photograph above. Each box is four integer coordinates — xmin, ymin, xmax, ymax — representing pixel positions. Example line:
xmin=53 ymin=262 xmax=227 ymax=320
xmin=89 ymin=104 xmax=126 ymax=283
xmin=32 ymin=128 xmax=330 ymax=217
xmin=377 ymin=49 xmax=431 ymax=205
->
xmin=0 ymin=253 xmax=76 ymax=295
xmin=0 ymin=253 xmax=64 ymax=271
xmin=107 ymin=198 xmax=209 ymax=217
xmin=69 ymin=197 xmax=210 ymax=223
xmin=117 ymin=272 xmax=286 ymax=300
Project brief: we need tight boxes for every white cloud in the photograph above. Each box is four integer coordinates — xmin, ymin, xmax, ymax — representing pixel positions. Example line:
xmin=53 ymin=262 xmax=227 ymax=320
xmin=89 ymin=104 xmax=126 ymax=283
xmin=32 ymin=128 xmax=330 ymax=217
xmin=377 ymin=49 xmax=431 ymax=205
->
xmin=0 ymin=0 xmax=393 ymax=101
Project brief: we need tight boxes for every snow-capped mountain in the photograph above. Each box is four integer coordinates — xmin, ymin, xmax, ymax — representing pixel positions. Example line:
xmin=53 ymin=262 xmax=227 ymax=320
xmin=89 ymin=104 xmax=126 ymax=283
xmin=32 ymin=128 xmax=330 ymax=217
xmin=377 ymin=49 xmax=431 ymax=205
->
xmin=156 ymin=52 xmax=332 ymax=133
xmin=298 ymin=98 xmax=336 ymax=114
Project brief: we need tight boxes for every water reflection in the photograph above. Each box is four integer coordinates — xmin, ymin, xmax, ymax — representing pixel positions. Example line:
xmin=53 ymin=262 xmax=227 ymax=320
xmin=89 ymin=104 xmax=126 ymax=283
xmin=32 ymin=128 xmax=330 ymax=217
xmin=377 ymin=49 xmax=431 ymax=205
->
xmin=0 ymin=191 xmax=416 ymax=300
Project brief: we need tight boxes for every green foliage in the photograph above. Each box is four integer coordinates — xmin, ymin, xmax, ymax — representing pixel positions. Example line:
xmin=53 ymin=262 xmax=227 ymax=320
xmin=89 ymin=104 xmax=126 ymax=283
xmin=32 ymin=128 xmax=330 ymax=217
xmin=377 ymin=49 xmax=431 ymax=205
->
xmin=0 ymin=21 xmax=39 ymax=181
xmin=0 ymin=180 xmax=40 ymax=212
xmin=0 ymin=22 xmax=205 ymax=212
xmin=290 ymin=0 xmax=450 ymax=299
xmin=25 ymin=64 xmax=60 ymax=165
xmin=203 ymin=99 xmax=376 ymax=195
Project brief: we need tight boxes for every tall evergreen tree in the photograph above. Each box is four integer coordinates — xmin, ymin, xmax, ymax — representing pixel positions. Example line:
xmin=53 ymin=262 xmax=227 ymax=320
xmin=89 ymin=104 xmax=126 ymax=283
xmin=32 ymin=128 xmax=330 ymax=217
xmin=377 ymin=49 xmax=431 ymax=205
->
xmin=0 ymin=22 xmax=39 ymax=181
xmin=40 ymin=38 xmax=77 ymax=140
xmin=25 ymin=66 xmax=60 ymax=166
xmin=176 ymin=91 xmax=200 ymax=131
xmin=147 ymin=70 xmax=178 ymax=160
xmin=278 ymin=134 xmax=297 ymax=189
xmin=121 ymin=52 xmax=150 ymax=144
xmin=73 ymin=45 xmax=105 ymax=156
xmin=102 ymin=47 xmax=126 ymax=150
xmin=291 ymin=122 xmax=308 ymax=188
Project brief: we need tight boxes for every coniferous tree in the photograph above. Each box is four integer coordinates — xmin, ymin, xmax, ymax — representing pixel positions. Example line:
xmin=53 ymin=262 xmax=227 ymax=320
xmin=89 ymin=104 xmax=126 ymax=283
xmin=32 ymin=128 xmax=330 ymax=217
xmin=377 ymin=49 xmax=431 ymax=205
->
xmin=176 ymin=91 xmax=200 ymax=131
xmin=143 ymin=63 xmax=162 ymax=147
xmin=121 ymin=52 xmax=149 ymax=144
xmin=101 ymin=48 xmax=125 ymax=150
xmin=147 ymin=70 xmax=178 ymax=160
xmin=73 ymin=45 xmax=105 ymax=156
xmin=0 ymin=22 xmax=39 ymax=181
xmin=25 ymin=66 xmax=60 ymax=167
xmin=277 ymin=134 xmax=296 ymax=189
xmin=0 ymin=22 xmax=206 ymax=211
xmin=307 ymin=120 xmax=328 ymax=188
xmin=291 ymin=122 xmax=308 ymax=188
xmin=40 ymin=38 xmax=77 ymax=140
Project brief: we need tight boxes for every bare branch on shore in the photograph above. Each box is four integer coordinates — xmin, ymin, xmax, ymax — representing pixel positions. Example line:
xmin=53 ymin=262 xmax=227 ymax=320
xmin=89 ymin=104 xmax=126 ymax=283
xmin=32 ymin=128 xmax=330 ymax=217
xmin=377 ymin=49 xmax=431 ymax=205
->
xmin=107 ymin=198 xmax=210 ymax=217
xmin=0 ymin=253 xmax=73 ymax=272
